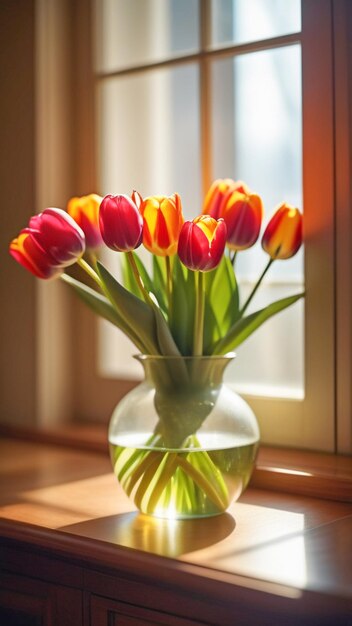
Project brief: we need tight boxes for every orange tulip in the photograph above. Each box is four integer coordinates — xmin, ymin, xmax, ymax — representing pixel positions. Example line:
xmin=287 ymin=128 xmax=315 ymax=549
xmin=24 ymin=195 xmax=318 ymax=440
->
xmin=221 ymin=182 xmax=263 ymax=251
xmin=202 ymin=178 xmax=238 ymax=219
xmin=262 ymin=203 xmax=303 ymax=260
xmin=67 ymin=193 xmax=103 ymax=250
xmin=141 ymin=194 xmax=184 ymax=256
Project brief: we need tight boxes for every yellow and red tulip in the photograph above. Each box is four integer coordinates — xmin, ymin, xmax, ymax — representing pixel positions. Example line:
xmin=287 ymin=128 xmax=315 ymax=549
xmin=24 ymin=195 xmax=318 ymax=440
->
xmin=177 ymin=215 xmax=227 ymax=272
xmin=141 ymin=194 xmax=184 ymax=257
xmin=221 ymin=182 xmax=263 ymax=251
xmin=202 ymin=178 xmax=238 ymax=220
xmin=67 ymin=193 xmax=103 ymax=250
xmin=99 ymin=194 xmax=143 ymax=252
xmin=9 ymin=208 xmax=85 ymax=279
xmin=262 ymin=203 xmax=302 ymax=260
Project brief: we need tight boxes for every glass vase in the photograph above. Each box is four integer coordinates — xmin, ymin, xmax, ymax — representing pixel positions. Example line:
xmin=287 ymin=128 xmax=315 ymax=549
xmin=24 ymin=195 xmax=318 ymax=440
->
xmin=108 ymin=354 xmax=260 ymax=520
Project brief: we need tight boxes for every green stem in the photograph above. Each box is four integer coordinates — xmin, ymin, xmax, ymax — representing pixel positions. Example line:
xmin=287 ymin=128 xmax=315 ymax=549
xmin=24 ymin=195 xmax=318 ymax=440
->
xmin=77 ymin=257 xmax=102 ymax=289
xmin=88 ymin=251 xmax=98 ymax=269
xmin=193 ymin=271 xmax=205 ymax=356
xmin=176 ymin=455 xmax=228 ymax=511
xmin=165 ymin=255 xmax=172 ymax=321
xmin=126 ymin=251 xmax=153 ymax=306
xmin=239 ymin=257 xmax=274 ymax=318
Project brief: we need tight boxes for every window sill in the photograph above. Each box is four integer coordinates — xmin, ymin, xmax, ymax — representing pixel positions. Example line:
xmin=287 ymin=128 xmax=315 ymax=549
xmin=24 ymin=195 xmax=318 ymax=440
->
xmin=0 ymin=422 xmax=351 ymax=504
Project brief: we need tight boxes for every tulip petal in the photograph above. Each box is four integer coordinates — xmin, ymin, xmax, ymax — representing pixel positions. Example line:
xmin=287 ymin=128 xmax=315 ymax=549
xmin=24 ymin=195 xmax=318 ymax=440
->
xmin=207 ymin=219 xmax=227 ymax=270
xmin=10 ymin=232 xmax=62 ymax=279
xmin=67 ymin=194 xmax=103 ymax=250
xmin=99 ymin=194 xmax=143 ymax=252
xmin=155 ymin=207 xmax=171 ymax=250
xmin=262 ymin=204 xmax=302 ymax=259
xmin=29 ymin=208 xmax=85 ymax=265
xmin=178 ymin=221 xmax=210 ymax=271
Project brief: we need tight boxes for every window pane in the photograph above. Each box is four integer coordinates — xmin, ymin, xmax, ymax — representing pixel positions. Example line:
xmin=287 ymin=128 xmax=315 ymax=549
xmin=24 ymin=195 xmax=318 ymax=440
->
xmin=211 ymin=45 xmax=304 ymax=397
xmin=97 ymin=64 xmax=202 ymax=377
xmin=95 ymin=0 xmax=200 ymax=73
xmin=210 ymin=0 xmax=301 ymax=48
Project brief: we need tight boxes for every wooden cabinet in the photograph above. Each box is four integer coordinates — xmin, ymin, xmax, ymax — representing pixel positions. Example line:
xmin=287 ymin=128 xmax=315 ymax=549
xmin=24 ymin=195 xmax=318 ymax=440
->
xmin=90 ymin=595 xmax=202 ymax=626
xmin=0 ymin=571 xmax=82 ymax=626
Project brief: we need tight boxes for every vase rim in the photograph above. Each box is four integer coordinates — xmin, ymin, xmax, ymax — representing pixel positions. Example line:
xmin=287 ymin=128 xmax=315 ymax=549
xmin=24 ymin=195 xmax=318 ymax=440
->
xmin=134 ymin=352 xmax=236 ymax=362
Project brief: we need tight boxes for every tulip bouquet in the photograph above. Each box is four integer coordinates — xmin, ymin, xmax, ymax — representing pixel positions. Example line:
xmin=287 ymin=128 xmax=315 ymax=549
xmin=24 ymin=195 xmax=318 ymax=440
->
xmin=10 ymin=179 xmax=304 ymax=516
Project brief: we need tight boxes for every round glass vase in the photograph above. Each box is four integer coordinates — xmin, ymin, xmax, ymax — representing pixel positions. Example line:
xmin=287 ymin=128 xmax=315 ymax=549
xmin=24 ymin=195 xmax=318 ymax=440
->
xmin=108 ymin=354 xmax=260 ymax=520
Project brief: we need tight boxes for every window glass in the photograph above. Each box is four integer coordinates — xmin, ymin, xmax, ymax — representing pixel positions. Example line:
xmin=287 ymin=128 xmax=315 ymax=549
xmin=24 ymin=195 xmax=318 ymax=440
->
xmin=211 ymin=45 xmax=304 ymax=396
xmin=95 ymin=0 xmax=200 ymax=72
xmin=210 ymin=0 xmax=301 ymax=48
xmin=98 ymin=64 xmax=201 ymax=377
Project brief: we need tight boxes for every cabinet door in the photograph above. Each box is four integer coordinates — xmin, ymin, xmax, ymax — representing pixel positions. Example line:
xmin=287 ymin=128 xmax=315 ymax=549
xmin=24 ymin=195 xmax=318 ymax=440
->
xmin=90 ymin=595 xmax=205 ymax=626
xmin=0 ymin=572 xmax=83 ymax=626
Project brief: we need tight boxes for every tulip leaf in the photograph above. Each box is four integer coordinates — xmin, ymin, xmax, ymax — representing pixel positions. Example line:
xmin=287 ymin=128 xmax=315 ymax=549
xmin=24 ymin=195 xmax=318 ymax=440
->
xmin=170 ymin=257 xmax=196 ymax=355
xmin=60 ymin=273 xmax=145 ymax=352
xmin=203 ymin=256 xmax=239 ymax=353
xmin=96 ymin=261 xmax=161 ymax=355
xmin=153 ymin=304 xmax=182 ymax=357
xmin=212 ymin=292 xmax=304 ymax=355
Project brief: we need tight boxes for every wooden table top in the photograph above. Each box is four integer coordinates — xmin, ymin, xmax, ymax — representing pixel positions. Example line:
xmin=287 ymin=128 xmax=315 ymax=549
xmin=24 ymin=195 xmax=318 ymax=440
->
xmin=1 ymin=438 xmax=352 ymax=603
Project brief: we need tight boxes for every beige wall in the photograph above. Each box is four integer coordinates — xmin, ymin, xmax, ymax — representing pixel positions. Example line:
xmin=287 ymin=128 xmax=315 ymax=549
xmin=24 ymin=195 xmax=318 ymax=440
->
xmin=0 ymin=0 xmax=38 ymax=424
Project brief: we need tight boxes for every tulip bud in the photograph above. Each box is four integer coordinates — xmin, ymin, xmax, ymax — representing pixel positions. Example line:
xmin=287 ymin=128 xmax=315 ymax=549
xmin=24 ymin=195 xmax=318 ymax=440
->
xmin=221 ymin=183 xmax=263 ymax=251
xmin=178 ymin=215 xmax=227 ymax=272
xmin=67 ymin=193 xmax=103 ymax=250
xmin=262 ymin=203 xmax=303 ymax=260
xmin=141 ymin=193 xmax=184 ymax=257
xmin=9 ymin=208 xmax=86 ymax=279
xmin=202 ymin=178 xmax=238 ymax=219
xmin=99 ymin=194 xmax=143 ymax=252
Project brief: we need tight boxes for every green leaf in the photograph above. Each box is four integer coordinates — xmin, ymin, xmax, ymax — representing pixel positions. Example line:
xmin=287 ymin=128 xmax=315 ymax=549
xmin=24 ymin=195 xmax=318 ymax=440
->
xmin=96 ymin=261 xmax=161 ymax=355
xmin=61 ymin=274 xmax=145 ymax=352
xmin=212 ymin=293 xmax=305 ymax=355
xmin=170 ymin=258 xmax=196 ymax=355
xmin=203 ymin=256 xmax=239 ymax=353
xmin=153 ymin=303 xmax=183 ymax=357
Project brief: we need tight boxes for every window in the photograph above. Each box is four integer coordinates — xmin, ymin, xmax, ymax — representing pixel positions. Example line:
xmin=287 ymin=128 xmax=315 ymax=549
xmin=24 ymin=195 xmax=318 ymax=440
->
xmin=69 ymin=0 xmax=350 ymax=453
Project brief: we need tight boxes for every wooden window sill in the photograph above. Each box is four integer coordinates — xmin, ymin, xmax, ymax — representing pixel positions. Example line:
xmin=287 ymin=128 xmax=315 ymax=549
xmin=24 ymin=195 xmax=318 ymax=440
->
xmin=0 ymin=437 xmax=351 ymax=624
xmin=0 ymin=422 xmax=351 ymax=503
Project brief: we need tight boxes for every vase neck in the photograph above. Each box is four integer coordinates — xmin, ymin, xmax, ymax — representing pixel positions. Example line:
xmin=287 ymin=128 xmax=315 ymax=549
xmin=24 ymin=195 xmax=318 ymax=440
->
xmin=137 ymin=355 xmax=234 ymax=391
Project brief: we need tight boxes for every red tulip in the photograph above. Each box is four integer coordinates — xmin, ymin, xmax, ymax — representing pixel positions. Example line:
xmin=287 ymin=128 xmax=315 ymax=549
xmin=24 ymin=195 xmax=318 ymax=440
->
xmin=9 ymin=208 xmax=86 ymax=279
xmin=99 ymin=194 xmax=143 ymax=252
xmin=221 ymin=183 xmax=263 ymax=251
xmin=141 ymin=193 xmax=184 ymax=257
xmin=262 ymin=203 xmax=302 ymax=260
xmin=202 ymin=178 xmax=238 ymax=219
xmin=178 ymin=216 xmax=227 ymax=272
xmin=67 ymin=193 xmax=103 ymax=250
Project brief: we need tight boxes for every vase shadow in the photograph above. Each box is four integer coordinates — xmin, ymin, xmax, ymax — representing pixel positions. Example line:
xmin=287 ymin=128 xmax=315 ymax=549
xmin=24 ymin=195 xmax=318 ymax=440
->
xmin=60 ymin=511 xmax=236 ymax=557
